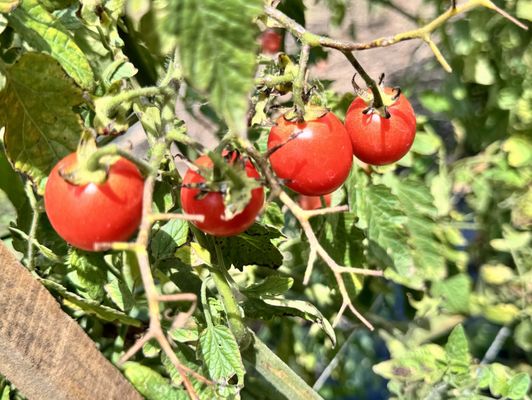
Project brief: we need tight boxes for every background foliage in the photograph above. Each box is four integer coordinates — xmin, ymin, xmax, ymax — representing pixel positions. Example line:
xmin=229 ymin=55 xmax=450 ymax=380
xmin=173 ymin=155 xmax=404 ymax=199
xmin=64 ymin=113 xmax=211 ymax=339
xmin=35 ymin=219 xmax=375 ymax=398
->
xmin=0 ymin=0 xmax=530 ymax=399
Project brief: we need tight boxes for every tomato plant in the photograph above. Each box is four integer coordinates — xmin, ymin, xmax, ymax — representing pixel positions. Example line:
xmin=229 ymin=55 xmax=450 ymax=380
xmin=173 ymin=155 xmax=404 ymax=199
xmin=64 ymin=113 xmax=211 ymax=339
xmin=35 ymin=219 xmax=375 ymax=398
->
xmin=268 ymin=112 xmax=353 ymax=196
xmin=345 ymin=88 xmax=416 ymax=165
xmin=44 ymin=153 xmax=144 ymax=251
xmin=180 ymin=153 xmax=264 ymax=236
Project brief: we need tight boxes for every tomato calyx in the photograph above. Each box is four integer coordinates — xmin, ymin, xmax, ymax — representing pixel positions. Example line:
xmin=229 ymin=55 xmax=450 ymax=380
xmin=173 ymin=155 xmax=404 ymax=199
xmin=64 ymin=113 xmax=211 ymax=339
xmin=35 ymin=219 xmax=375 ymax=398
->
xmin=59 ymin=132 xmax=117 ymax=186
xmin=351 ymin=73 xmax=402 ymax=119
xmin=185 ymin=150 xmax=263 ymax=221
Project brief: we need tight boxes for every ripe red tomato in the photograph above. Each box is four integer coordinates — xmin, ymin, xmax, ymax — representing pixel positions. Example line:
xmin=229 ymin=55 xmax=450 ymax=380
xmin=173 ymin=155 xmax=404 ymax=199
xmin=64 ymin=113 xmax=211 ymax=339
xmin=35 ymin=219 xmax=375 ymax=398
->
xmin=180 ymin=154 xmax=264 ymax=237
xmin=44 ymin=152 xmax=144 ymax=251
xmin=267 ymin=112 xmax=353 ymax=196
xmin=261 ymin=29 xmax=282 ymax=54
xmin=298 ymin=194 xmax=332 ymax=210
xmin=345 ymin=88 xmax=416 ymax=165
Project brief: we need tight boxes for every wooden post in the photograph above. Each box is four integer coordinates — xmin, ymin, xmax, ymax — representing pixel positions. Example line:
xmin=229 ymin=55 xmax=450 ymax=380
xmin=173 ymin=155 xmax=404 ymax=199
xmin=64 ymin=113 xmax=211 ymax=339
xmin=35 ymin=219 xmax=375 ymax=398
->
xmin=0 ymin=242 xmax=142 ymax=400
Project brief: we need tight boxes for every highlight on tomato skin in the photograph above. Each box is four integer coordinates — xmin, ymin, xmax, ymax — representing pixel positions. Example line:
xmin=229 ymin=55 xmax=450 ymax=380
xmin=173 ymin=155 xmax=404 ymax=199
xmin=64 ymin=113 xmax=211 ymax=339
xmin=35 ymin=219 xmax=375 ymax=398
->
xmin=44 ymin=152 xmax=144 ymax=252
xmin=345 ymin=88 xmax=417 ymax=166
xmin=180 ymin=153 xmax=265 ymax=237
xmin=267 ymin=112 xmax=353 ymax=197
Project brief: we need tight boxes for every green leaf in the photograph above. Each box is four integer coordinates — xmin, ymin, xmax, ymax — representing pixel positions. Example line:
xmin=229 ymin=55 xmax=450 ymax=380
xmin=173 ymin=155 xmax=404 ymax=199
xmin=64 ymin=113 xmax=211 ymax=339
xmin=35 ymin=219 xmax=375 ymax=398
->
xmin=215 ymin=223 xmax=283 ymax=270
xmin=419 ymin=90 xmax=451 ymax=113
xmin=8 ymin=0 xmax=94 ymax=89
xmin=410 ymin=131 xmax=442 ymax=155
xmin=320 ymin=212 xmax=365 ymax=267
xmin=104 ymin=273 xmax=134 ymax=312
xmin=354 ymin=184 xmax=422 ymax=289
xmin=242 ymin=276 xmax=294 ymax=297
xmin=0 ymin=0 xmax=19 ymax=13
xmin=67 ymin=249 xmax=107 ymax=301
xmin=39 ymin=277 xmax=142 ymax=326
xmin=123 ymin=362 xmax=188 ymax=400
xmin=516 ymin=0 xmax=532 ymax=21
xmin=514 ymin=319 xmax=532 ymax=352
xmin=506 ymin=372 xmax=531 ymax=400
xmin=489 ymin=363 xmax=510 ymax=397
xmin=151 ymin=218 xmax=189 ymax=261
xmin=0 ymin=141 xmax=26 ymax=217
xmin=246 ymin=296 xmax=336 ymax=346
xmin=0 ymin=53 xmax=82 ymax=188
xmin=168 ymin=327 xmax=199 ymax=343
xmin=199 ymin=324 xmax=245 ymax=385
xmin=8 ymin=226 xmax=63 ymax=263
xmin=502 ymin=136 xmax=532 ymax=168
xmin=175 ymin=0 xmax=262 ymax=134
xmin=480 ymin=264 xmax=515 ymax=285
xmin=444 ymin=325 xmax=471 ymax=374
xmin=431 ymin=274 xmax=472 ymax=314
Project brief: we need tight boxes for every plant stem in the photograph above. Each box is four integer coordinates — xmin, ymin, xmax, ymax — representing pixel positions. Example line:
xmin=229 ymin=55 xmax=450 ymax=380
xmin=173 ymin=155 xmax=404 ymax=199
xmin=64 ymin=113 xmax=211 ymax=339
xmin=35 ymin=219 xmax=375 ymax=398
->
xmin=293 ymin=44 xmax=310 ymax=119
xmin=85 ymin=144 xmax=153 ymax=176
xmin=342 ymin=51 xmax=385 ymax=109
xmin=211 ymin=239 xmax=250 ymax=348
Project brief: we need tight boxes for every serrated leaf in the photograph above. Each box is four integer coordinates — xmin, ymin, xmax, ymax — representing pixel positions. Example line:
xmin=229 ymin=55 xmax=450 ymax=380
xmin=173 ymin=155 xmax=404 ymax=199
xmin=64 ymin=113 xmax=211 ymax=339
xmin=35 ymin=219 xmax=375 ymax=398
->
xmin=445 ymin=325 xmax=471 ymax=374
xmin=168 ymin=327 xmax=199 ymax=343
xmin=123 ymin=362 xmax=188 ymax=400
xmin=67 ymin=249 xmax=107 ymax=301
xmin=506 ymin=372 xmax=531 ymax=399
xmin=357 ymin=184 xmax=422 ymax=289
xmin=431 ymin=274 xmax=472 ymax=314
xmin=151 ymin=218 xmax=189 ymax=261
xmin=248 ymin=296 xmax=336 ymax=346
xmin=39 ymin=277 xmax=142 ymax=326
xmin=242 ymin=276 xmax=293 ymax=297
xmin=489 ymin=363 xmax=510 ymax=397
xmin=215 ymin=223 xmax=283 ymax=270
xmin=8 ymin=0 xmax=94 ymax=89
xmin=175 ymin=0 xmax=262 ymax=134
xmin=104 ymin=273 xmax=134 ymax=312
xmin=0 ymin=53 xmax=82 ymax=188
xmin=199 ymin=324 xmax=245 ymax=385
xmin=0 ymin=0 xmax=19 ymax=13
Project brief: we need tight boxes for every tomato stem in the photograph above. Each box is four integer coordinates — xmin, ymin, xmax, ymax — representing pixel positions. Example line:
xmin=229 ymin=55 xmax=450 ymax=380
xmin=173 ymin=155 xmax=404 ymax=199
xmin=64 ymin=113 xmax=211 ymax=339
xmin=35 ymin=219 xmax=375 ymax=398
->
xmin=85 ymin=145 xmax=153 ymax=177
xmin=292 ymin=44 xmax=310 ymax=120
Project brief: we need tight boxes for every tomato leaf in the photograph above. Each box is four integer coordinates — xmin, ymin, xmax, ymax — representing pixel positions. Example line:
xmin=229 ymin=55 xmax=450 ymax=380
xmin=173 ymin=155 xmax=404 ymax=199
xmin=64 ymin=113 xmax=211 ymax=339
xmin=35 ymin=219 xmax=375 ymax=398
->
xmin=123 ymin=362 xmax=188 ymax=400
xmin=150 ymin=218 xmax=189 ymax=262
xmin=0 ymin=0 xmax=19 ymax=13
xmin=444 ymin=324 xmax=471 ymax=374
xmin=242 ymin=276 xmax=293 ymax=297
xmin=0 ymin=53 xmax=82 ymax=189
xmin=199 ymin=324 xmax=245 ymax=385
xmin=174 ymin=0 xmax=262 ymax=135
xmin=39 ymin=277 xmax=142 ymax=327
xmin=215 ymin=223 xmax=283 ymax=270
xmin=7 ymin=0 xmax=94 ymax=89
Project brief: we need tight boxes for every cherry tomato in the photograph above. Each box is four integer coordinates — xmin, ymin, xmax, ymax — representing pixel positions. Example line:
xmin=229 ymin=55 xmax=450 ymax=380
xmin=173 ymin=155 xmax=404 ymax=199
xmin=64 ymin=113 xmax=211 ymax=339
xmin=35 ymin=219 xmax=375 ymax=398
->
xmin=180 ymin=154 xmax=264 ymax=237
xmin=44 ymin=153 xmax=144 ymax=251
xmin=261 ymin=29 xmax=282 ymax=54
xmin=298 ymin=194 xmax=332 ymax=210
xmin=267 ymin=112 xmax=353 ymax=196
xmin=345 ymin=88 xmax=416 ymax=165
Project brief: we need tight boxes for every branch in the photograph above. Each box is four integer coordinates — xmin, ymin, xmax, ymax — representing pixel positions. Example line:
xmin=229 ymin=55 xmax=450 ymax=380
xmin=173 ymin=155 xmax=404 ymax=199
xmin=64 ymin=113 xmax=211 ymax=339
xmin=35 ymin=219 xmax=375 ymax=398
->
xmin=240 ymin=140 xmax=383 ymax=331
xmin=264 ymin=0 xmax=527 ymax=71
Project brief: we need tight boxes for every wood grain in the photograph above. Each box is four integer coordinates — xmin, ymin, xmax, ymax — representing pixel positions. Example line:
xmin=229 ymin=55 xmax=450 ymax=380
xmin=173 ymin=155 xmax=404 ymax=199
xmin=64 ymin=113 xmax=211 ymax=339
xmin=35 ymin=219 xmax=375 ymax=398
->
xmin=0 ymin=242 xmax=143 ymax=400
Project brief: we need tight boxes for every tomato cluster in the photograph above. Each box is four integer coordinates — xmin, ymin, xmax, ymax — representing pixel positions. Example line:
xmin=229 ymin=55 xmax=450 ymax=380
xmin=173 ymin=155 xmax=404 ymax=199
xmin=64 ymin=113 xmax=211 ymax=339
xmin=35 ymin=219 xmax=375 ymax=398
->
xmin=45 ymin=89 xmax=416 ymax=248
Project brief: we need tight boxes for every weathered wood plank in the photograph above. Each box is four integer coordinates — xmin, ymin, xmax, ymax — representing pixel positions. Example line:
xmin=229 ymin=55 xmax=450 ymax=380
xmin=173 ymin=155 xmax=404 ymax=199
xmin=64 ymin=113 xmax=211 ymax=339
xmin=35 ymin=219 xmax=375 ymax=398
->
xmin=0 ymin=242 xmax=143 ymax=400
